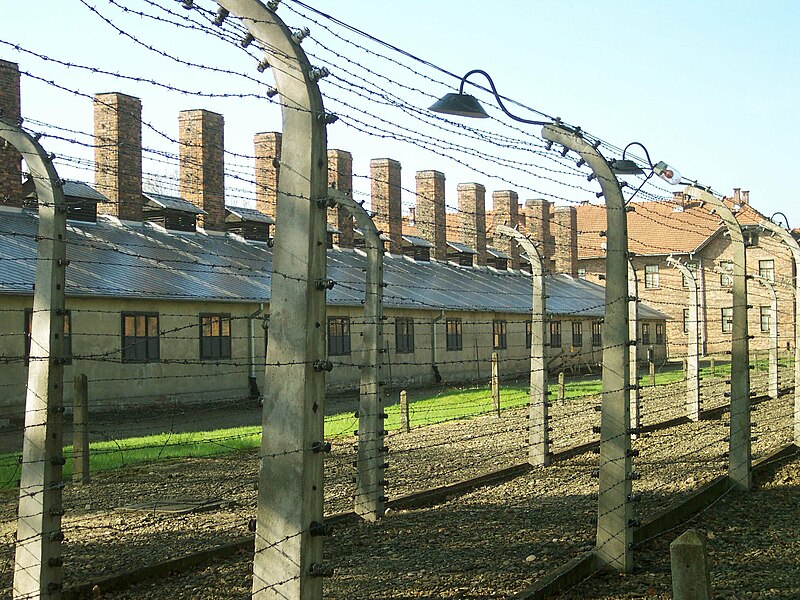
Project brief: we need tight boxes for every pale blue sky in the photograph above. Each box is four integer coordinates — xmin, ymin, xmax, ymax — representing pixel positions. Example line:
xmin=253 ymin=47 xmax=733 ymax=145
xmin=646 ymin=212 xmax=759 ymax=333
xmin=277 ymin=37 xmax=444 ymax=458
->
xmin=2 ymin=1 xmax=798 ymax=228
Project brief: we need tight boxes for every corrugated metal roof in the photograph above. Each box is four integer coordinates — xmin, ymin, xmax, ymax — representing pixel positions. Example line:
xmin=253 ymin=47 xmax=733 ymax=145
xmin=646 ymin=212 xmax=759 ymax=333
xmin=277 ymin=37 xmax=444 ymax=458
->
xmin=402 ymin=234 xmax=433 ymax=248
xmin=447 ymin=241 xmax=476 ymax=254
xmin=62 ymin=180 xmax=110 ymax=203
xmin=0 ymin=210 xmax=668 ymax=319
xmin=486 ymin=246 xmax=511 ymax=260
xmin=225 ymin=205 xmax=275 ymax=224
xmin=144 ymin=192 xmax=205 ymax=215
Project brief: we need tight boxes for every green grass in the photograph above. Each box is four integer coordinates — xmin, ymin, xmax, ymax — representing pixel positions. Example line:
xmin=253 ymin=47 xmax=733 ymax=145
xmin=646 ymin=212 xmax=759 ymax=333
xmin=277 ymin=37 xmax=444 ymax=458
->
xmin=0 ymin=356 xmax=779 ymax=490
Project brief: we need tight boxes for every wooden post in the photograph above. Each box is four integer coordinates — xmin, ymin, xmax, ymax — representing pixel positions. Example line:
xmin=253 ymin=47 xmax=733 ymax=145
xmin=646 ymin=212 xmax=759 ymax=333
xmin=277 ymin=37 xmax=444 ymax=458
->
xmin=399 ymin=390 xmax=409 ymax=433
xmin=491 ymin=352 xmax=500 ymax=417
xmin=558 ymin=371 xmax=565 ymax=405
xmin=72 ymin=375 xmax=90 ymax=484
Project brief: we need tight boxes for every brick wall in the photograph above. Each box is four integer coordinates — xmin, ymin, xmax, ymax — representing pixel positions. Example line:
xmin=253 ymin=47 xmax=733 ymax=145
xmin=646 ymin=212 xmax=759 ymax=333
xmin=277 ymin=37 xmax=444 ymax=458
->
xmin=553 ymin=206 xmax=578 ymax=276
xmin=492 ymin=190 xmax=520 ymax=269
xmin=523 ymin=198 xmax=553 ymax=271
xmin=327 ymin=149 xmax=354 ymax=248
xmin=254 ymin=132 xmax=281 ymax=220
xmin=457 ymin=183 xmax=486 ymax=266
xmin=415 ymin=170 xmax=446 ymax=261
xmin=0 ymin=60 xmax=21 ymax=208
xmin=179 ymin=109 xmax=225 ymax=231
xmin=94 ymin=93 xmax=143 ymax=221
xmin=370 ymin=158 xmax=402 ymax=254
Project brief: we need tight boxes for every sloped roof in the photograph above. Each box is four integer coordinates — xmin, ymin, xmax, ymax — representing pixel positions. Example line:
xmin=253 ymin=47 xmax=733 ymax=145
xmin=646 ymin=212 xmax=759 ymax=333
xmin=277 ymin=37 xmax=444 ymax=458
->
xmin=0 ymin=209 xmax=667 ymax=320
xmin=575 ymin=197 xmax=766 ymax=259
xmin=143 ymin=192 xmax=205 ymax=215
xmin=225 ymin=205 xmax=275 ymax=224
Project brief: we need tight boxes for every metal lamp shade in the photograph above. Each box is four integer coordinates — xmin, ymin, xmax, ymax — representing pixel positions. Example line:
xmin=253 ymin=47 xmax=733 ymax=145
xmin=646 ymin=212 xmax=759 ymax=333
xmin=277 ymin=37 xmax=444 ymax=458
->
xmin=609 ymin=159 xmax=644 ymax=176
xmin=428 ymin=93 xmax=490 ymax=118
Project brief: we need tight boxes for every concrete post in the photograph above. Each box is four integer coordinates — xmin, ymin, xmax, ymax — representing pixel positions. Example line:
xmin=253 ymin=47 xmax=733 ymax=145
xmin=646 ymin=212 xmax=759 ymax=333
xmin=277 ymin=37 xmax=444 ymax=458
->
xmin=491 ymin=352 xmax=501 ymax=417
xmin=760 ymin=219 xmax=800 ymax=440
xmin=628 ymin=260 xmax=641 ymax=436
xmin=754 ymin=275 xmax=779 ymax=400
xmin=686 ymin=185 xmax=750 ymax=490
xmin=710 ymin=357 xmax=716 ymax=378
xmin=544 ymin=124 xmax=633 ymax=571
xmin=72 ymin=375 xmax=90 ymax=484
xmin=2 ymin=118 xmax=68 ymax=599
xmin=327 ymin=188 xmax=386 ymax=521
xmin=649 ymin=361 xmax=655 ymax=387
xmin=558 ymin=371 xmax=565 ymax=405
xmin=667 ymin=256 xmax=701 ymax=421
xmin=218 ymin=2 xmax=330 ymax=597
xmin=670 ymin=529 xmax=711 ymax=600
xmin=496 ymin=225 xmax=549 ymax=466
xmin=400 ymin=390 xmax=409 ymax=433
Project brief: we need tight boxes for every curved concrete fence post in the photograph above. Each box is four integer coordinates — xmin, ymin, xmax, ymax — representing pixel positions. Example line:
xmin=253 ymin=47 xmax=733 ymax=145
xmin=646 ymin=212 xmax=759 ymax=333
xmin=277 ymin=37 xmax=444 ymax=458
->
xmin=543 ymin=124 xmax=633 ymax=572
xmin=215 ymin=1 xmax=330 ymax=597
xmin=685 ymin=185 xmax=751 ymax=491
xmin=628 ymin=259 xmax=641 ymax=436
xmin=327 ymin=188 xmax=386 ymax=521
xmin=1 ymin=117 xmax=68 ymax=600
xmin=496 ymin=225 xmax=550 ymax=466
xmin=666 ymin=256 xmax=701 ymax=421
xmin=759 ymin=219 xmax=800 ymax=441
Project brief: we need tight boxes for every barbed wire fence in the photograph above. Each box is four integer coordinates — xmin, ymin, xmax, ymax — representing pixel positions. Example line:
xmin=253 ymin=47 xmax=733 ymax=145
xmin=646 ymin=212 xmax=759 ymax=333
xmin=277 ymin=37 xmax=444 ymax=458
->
xmin=0 ymin=0 xmax=797 ymax=598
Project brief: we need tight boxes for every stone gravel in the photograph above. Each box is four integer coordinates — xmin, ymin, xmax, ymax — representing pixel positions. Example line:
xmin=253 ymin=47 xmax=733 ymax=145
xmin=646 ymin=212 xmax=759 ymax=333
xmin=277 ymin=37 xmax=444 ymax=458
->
xmin=0 ymin=369 xmax=794 ymax=598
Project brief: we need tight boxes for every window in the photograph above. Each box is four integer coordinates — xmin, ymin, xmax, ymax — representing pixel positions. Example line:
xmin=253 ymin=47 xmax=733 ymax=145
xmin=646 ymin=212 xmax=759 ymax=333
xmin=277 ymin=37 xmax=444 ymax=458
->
xmin=682 ymin=262 xmax=697 ymax=288
xmin=592 ymin=321 xmax=602 ymax=347
xmin=25 ymin=308 xmax=72 ymax=365
xmin=492 ymin=320 xmax=507 ymax=350
xmin=572 ymin=321 xmax=582 ymax=348
xmin=683 ymin=309 xmax=690 ymax=334
xmin=525 ymin=320 xmax=532 ymax=349
xmin=719 ymin=260 xmax=733 ymax=287
xmin=122 ymin=313 xmax=160 ymax=362
xmin=644 ymin=264 xmax=660 ymax=289
xmin=446 ymin=318 xmax=462 ymax=351
xmin=759 ymin=259 xmax=775 ymax=282
xmin=655 ymin=323 xmax=664 ymax=345
xmin=641 ymin=323 xmax=651 ymax=345
xmin=721 ymin=307 xmax=733 ymax=334
xmin=577 ymin=267 xmax=586 ymax=280
xmin=395 ymin=317 xmax=414 ymax=354
xmin=200 ymin=314 xmax=232 ymax=360
xmin=327 ymin=317 xmax=351 ymax=356
xmin=760 ymin=306 xmax=771 ymax=333
xmin=550 ymin=320 xmax=562 ymax=348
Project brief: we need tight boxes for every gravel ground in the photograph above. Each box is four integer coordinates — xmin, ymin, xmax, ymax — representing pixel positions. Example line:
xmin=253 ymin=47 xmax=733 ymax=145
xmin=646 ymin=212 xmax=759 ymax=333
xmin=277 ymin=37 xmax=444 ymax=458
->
xmin=0 ymin=369 xmax=793 ymax=598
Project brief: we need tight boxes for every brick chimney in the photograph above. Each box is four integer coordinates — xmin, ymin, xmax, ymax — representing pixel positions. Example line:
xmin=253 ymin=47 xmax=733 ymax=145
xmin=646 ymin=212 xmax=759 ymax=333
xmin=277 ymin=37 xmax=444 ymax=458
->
xmin=524 ymin=198 xmax=552 ymax=269
xmin=327 ymin=149 xmax=354 ymax=248
xmin=732 ymin=187 xmax=741 ymax=206
xmin=492 ymin=190 xmax=520 ymax=269
xmin=458 ymin=183 xmax=486 ymax=266
xmin=254 ymin=132 xmax=281 ymax=221
xmin=0 ymin=60 xmax=22 ymax=208
xmin=741 ymin=190 xmax=750 ymax=205
xmin=370 ymin=158 xmax=402 ymax=254
xmin=415 ymin=170 xmax=447 ymax=261
xmin=553 ymin=206 xmax=578 ymax=276
xmin=94 ymin=93 xmax=143 ymax=221
xmin=179 ymin=109 xmax=225 ymax=231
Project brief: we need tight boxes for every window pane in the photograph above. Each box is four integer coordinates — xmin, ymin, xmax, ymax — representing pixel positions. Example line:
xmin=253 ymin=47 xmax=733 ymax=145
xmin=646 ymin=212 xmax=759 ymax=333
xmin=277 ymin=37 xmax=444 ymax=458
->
xmin=147 ymin=315 xmax=158 ymax=337
xmin=124 ymin=315 xmax=135 ymax=337
xmin=135 ymin=315 xmax=146 ymax=337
